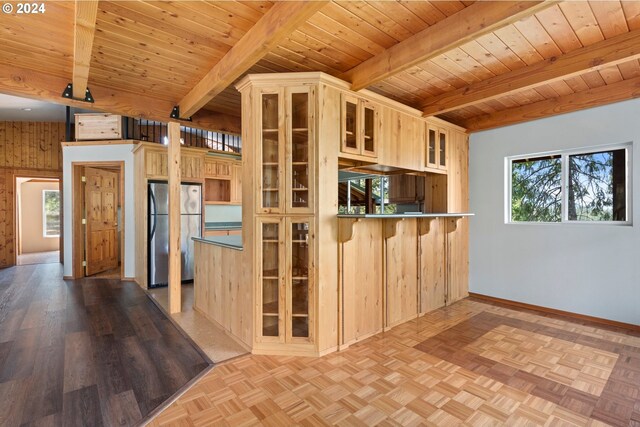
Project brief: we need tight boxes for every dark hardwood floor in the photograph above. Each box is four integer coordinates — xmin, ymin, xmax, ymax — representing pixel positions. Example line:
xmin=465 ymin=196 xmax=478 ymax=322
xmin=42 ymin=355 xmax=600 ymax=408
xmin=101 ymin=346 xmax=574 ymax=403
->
xmin=0 ymin=263 xmax=211 ymax=426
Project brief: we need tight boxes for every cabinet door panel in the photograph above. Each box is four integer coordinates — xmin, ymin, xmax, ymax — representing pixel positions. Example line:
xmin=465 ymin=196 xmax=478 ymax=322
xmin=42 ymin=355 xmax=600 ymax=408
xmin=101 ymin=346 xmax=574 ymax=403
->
xmin=258 ymin=218 xmax=285 ymax=342
xmin=259 ymin=91 xmax=284 ymax=213
xmin=419 ymin=218 xmax=446 ymax=314
xmin=287 ymin=218 xmax=314 ymax=343
xmin=362 ymin=102 xmax=377 ymax=157
xmin=287 ymin=86 xmax=314 ymax=213
xmin=341 ymin=94 xmax=360 ymax=155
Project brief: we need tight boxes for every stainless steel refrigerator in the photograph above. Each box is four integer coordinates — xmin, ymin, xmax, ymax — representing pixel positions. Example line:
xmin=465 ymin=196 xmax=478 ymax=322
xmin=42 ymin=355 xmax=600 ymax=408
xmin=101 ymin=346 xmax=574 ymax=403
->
xmin=148 ymin=182 xmax=202 ymax=288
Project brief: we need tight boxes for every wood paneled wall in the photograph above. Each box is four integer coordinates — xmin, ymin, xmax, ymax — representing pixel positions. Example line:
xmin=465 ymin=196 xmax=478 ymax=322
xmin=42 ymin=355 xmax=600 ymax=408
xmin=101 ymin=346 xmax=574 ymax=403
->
xmin=0 ymin=122 xmax=65 ymax=267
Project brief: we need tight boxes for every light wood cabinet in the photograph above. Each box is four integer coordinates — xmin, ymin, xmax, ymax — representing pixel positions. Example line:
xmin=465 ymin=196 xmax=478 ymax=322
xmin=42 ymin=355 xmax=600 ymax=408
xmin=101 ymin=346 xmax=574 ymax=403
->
xmin=426 ymin=124 xmax=448 ymax=171
xmin=258 ymin=218 xmax=314 ymax=344
xmin=142 ymin=146 xmax=205 ymax=181
xmin=204 ymin=158 xmax=241 ymax=205
xmin=258 ymin=86 xmax=314 ymax=214
xmin=204 ymin=158 xmax=232 ymax=179
xmin=340 ymin=94 xmax=378 ymax=159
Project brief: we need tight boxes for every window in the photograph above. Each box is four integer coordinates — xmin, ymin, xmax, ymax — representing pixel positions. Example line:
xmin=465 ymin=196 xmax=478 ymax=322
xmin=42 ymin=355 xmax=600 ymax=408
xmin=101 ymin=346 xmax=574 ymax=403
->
xmin=508 ymin=144 xmax=631 ymax=224
xmin=43 ymin=190 xmax=60 ymax=237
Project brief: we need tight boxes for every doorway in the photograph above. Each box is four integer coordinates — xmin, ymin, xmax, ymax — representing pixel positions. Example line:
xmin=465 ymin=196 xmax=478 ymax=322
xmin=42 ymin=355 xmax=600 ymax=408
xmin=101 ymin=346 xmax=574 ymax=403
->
xmin=15 ymin=177 xmax=61 ymax=266
xmin=71 ymin=162 xmax=124 ymax=279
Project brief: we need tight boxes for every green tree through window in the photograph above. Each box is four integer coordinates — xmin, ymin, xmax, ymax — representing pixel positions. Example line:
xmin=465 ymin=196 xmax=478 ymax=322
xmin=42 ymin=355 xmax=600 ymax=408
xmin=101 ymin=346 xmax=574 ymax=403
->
xmin=43 ymin=190 xmax=60 ymax=237
xmin=510 ymin=147 xmax=628 ymax=223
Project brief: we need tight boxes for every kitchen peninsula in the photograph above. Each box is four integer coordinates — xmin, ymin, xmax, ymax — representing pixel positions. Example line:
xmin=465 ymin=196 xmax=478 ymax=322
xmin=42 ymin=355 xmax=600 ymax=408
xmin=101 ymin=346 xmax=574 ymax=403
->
xmin=193 ymin=72 xmax=472 ymax=357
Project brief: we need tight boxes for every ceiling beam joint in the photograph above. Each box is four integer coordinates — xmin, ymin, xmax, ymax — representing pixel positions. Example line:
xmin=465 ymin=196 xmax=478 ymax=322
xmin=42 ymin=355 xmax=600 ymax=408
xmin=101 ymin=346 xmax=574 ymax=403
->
xmin=178 ymin=0 xmax=328 ymax=118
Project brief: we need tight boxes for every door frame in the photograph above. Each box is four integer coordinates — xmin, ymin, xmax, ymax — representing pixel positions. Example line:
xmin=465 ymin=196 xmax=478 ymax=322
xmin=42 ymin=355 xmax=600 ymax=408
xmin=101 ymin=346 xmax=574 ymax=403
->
xmin=13 ymin=172 xmax=63 ymax=266
xmin=71 ymin=161 xmax=125 ymax=279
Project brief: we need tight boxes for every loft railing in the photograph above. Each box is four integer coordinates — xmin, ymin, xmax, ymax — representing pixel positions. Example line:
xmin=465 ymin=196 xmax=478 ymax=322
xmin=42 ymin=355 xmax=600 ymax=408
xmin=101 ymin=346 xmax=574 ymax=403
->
xmin=123 ymin=118 xmax=242 ymax=154
xmin=65 ymin=107 xmax=242 ymax=154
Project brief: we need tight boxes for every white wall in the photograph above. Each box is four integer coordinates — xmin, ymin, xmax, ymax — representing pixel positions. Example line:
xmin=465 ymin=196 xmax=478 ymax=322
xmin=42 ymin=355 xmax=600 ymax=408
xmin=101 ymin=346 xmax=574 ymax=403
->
xmin=470 ymin=99 xmax=640 ymax=325
xmin=20 ymin=180 xmax=60 ymax=253
xmin=62 ymin=144 xmax=136 ymax=278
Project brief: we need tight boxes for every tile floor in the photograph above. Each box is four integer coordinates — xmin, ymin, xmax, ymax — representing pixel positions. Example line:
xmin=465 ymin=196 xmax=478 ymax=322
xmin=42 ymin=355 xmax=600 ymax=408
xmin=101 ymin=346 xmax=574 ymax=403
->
xmin=150 ymin=298 xmax=640 ymax=426
xmin=148 ymin=284 xmax=248 ymax=363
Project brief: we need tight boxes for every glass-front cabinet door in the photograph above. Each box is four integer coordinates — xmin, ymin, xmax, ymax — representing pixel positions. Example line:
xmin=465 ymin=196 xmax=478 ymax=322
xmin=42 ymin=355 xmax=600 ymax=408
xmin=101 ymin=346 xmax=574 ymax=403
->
xmin=258 ymin=218 xmax=285 ymax=343
xmin=287 ymin=218 xmax=313 ymax=343
xmin=260 ymin=90 xmax=284 ymax=213
xmin=287 ymin=86 xmax=314 ymax=213
xmin=362 ymin=101 xmax=377 ymax=157
xmin=438 ymin=129 xmax=447 ymax=169
xmin=341 ymin=94 xmax=360 ymax=155
xmin=426 ymin=125 xmax=438 ymax=169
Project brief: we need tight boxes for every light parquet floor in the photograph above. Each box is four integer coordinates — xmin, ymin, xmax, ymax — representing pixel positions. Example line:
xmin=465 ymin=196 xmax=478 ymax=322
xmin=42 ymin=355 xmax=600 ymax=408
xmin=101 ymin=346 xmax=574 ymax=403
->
xmin=150 ymin=299 xmax=640 ymax=427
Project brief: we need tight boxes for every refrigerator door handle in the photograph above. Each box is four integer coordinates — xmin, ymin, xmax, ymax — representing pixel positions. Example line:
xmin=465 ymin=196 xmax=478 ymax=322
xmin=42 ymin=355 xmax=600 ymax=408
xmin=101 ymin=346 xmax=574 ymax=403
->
xmin=149 ymin=188 xmax=157 ymax=240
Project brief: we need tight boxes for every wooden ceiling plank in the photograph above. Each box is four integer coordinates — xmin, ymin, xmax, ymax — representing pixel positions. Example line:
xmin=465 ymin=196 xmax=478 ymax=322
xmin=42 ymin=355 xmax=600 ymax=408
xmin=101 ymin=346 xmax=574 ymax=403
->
xmin=341 ymin=1 xmax=558 ymax=91
xmin=98 ymin=2 xmax=234 ymax=57
xmin=622 ymin=1 xmax=640 ymax=30
xmin=276 ymin=37 xmax=351 ymax=73
xmin=73 ymin=0 xmax=99 ymax=99
xmin=617 ymin=59 xmax=640 ymax=79
xmin=513 ymin=15 xmax=563 ymax=58
xmin=306 ymin=12 xmax=384 ymax=57
xmin=558 ymin=2 xmax=604 ymax=46
xmin=94 ymin=20 xmax=224 ymax=66
xmin=290 ymin=26 xmax=367 ymax=65
xmin=422 ymin=29 xmax=640 ymax=116
xmin=324 ymin=2 xmax=399 ymax=48
xmin=463 ymin=75 xmax=640 ymax=132
xmin=178 ymin=1 xmax=327 ymax=118
xmin=535 ymin=5 xmax=583 ymax=53
xmin=397 ymin=1 xmax=447 ymax=26
xmin=600 ymin=66 xmax=624 ymax=85
xmin=493 ymin=25 xmax=545 ymax=66
xmin=581 ymin=70 xmax=607 ymax=89
xmin=459 ymin=41 xmax=512 ymax=76
xmin=430 ymin=1 xmax=467 ymax=17
xmin=590 ymin=1 xmax=629 ymax=38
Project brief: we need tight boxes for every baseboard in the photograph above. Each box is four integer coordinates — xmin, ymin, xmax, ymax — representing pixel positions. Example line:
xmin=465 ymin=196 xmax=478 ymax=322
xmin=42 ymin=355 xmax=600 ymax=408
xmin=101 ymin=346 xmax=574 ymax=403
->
xmin=62 ymin=275 xmax=73 ymax=280
xmin=121 ymin=277 xmax=136 ymax=282
xmin=468 ymin=292 xmax=640 ymax=333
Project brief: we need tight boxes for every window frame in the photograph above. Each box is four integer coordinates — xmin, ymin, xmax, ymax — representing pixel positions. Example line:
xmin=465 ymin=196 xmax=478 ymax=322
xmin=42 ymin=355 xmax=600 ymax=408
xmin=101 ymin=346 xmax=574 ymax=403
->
xmin=42 ymin=189 xmax=61 ymax=238
xmin=506 ymin=142 xmax=633 ymax=226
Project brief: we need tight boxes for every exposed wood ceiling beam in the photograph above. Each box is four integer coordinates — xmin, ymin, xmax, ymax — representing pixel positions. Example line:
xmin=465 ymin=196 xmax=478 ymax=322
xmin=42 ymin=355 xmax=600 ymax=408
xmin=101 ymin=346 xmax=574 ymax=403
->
xmin=178 ymin=0 xmax=328 ymax=118
xmin=423 ymin=29 xmax=640 ymax=117
xmin=340 ymin=1 xmax=559 ymax=92
xmin=462 ymin=76 xmax=640 ymax=132
xmin=72 ymin=0 xmax=99 ymax=99
xmin=0 ymin=64 xmax=241 ymax=134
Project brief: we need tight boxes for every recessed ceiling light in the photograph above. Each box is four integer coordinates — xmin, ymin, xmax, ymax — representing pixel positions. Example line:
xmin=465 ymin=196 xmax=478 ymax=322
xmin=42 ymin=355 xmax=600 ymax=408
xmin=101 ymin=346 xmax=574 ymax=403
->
xmin=21 ymin=108 xmax=32 ymax=112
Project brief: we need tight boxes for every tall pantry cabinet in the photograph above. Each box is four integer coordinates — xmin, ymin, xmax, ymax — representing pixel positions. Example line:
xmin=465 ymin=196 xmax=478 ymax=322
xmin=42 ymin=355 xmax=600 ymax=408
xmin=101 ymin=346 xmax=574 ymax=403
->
xmin=237 ymin=74 xmax=339 ymax=356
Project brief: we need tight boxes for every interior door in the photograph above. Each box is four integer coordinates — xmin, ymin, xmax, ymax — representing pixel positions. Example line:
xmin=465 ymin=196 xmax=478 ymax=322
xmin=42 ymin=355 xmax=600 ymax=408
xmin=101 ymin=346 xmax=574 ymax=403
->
xmin=85 ymin=167 xmax=119 ymax=276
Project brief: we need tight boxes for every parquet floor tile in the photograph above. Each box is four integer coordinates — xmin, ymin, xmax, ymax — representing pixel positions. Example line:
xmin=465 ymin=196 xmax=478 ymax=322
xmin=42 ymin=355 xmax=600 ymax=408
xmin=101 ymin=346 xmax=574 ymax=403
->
xmin=151 ymin=298 xmax=640 ymax=426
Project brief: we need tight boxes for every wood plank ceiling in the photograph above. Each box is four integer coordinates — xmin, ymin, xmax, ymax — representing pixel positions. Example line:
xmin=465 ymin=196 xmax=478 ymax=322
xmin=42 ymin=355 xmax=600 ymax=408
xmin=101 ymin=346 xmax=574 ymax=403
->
xmin=1 ymin=1 xmax=640 ymax=133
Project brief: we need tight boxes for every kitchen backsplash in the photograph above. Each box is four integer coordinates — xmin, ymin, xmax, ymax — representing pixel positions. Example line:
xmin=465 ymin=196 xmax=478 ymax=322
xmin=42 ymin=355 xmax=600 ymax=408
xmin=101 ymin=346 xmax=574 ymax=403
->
xmin=204 ymin=204 xmax=242 ymax=223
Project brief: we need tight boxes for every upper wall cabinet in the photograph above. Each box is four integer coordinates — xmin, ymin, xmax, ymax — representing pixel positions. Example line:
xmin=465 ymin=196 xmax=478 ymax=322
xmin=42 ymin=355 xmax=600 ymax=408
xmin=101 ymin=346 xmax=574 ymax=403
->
xmin=340 ymin=94 xmax=378 ymax=159
xmin=258 ymin=86 xmax=315 ymax=214
xmin=426 ymin=124 xmax=448 ymax=172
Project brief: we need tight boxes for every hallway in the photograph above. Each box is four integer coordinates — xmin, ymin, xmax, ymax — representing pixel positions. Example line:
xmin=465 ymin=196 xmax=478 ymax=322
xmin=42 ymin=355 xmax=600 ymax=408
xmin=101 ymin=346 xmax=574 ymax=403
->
xmin=0 ymin=263 xmax=211 ymax=426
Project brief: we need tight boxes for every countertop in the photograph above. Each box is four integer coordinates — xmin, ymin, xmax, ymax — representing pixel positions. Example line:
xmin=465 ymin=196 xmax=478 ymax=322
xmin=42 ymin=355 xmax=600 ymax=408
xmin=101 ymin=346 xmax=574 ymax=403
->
xmin=193 ymin=235 xmax=243 ymax=250
xmin=204 ymin=221 xmax=242 ymax=230
xmin=337 ymin=213 xmax=474 ymax=219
